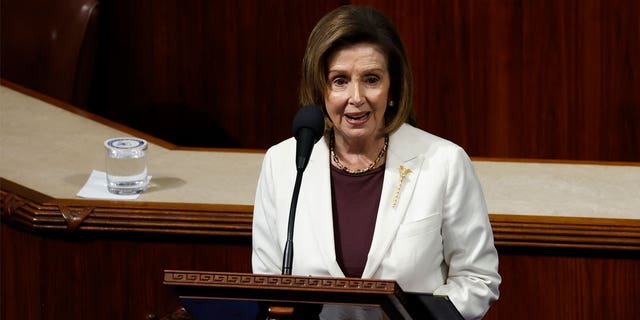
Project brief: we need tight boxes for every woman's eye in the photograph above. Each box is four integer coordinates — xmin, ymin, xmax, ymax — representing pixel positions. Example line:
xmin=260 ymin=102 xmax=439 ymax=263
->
xmin=365 ymin=76 xmax=380 ymax=84
xmin=332 ymin=77 xmax=347 ymax=86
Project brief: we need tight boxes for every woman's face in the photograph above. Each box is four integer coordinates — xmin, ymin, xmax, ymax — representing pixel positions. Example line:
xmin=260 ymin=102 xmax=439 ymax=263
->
xmin=325 ymin=43 xmax=390 ymax=144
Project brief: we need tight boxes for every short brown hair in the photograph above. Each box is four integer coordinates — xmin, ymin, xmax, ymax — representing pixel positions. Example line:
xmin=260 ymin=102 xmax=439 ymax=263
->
xmin=300 ymin=5 xmax=415 ymax=135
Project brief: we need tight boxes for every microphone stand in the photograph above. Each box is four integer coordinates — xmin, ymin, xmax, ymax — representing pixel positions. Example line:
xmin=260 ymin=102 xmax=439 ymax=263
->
xmin=281 ymin=105 xmax=323 ymax=276
xmin=282 ymin=169 xmax=303 ymax=275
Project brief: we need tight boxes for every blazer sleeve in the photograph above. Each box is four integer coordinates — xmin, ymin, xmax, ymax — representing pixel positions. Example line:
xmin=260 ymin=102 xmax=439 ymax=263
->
xmin=433 ymin=146 xmax=501 ymax=320
xmin=251 ymin=147 xmax=284 ymax=275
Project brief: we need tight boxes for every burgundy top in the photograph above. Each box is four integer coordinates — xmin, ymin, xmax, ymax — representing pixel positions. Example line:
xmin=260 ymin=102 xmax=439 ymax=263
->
xmin=330 ymin=164 xmax=385 ymax=278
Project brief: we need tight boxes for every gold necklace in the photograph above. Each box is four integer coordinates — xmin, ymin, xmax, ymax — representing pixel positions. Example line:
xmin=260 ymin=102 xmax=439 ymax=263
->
xmin=330 ymin=130 xmax=389 ymax=174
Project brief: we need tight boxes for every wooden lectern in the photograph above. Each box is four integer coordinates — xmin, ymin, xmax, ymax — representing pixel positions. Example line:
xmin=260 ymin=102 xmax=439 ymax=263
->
xmin=163 ymin=270 xmax=463 ymax=320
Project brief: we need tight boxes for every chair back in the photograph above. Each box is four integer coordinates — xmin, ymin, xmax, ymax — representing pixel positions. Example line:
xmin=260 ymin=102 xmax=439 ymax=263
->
xmin=1 ymin=0 xmax=100 ymax=108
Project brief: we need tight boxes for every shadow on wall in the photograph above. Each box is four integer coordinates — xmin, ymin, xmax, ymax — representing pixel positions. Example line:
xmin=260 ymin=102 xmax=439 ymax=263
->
xmin=123 ymin=103 xmax=239 ymax=148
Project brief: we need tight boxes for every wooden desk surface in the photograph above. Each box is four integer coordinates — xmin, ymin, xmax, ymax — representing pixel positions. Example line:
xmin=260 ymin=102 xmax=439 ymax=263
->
xmin=0 ymin=84 xmax=264 ymax=206
xmin=2 ymin=82 xmax=639 ymax=249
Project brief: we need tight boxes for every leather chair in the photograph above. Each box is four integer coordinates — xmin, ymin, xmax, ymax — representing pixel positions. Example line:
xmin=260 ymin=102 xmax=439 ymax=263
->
xmin=1 ymin=0 xmax=100 ymax=108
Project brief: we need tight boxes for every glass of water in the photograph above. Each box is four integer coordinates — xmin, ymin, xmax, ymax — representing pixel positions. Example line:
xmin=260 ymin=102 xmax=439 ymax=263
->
xmin=104 ymin=137 xmax=148 ymax=195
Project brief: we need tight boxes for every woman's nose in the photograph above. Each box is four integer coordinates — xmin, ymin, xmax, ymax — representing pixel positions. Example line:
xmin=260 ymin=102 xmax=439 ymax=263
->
xmin=348 ymin=83 xmax=364 ymax=106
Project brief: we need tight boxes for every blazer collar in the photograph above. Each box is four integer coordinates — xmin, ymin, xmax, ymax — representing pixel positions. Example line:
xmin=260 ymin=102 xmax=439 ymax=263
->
xmin=304 ymin=137 xmax=345 ymax=277
xmin=362 ymin=124 xmax=425 ymax=278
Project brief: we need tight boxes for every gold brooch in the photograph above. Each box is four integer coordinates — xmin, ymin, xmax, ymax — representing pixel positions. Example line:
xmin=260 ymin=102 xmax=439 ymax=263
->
xmin=392 ymin=165 xmax=412 ymax=208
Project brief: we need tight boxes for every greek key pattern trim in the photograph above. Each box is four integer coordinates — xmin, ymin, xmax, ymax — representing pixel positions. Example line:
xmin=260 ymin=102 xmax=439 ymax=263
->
xmin=164 ymin=271 xmax=397 ymax=293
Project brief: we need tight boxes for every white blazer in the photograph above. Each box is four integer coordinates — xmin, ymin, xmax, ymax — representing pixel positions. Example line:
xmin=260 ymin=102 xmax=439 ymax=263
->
xmin=252 ymin=124 xmax=501 ymax=320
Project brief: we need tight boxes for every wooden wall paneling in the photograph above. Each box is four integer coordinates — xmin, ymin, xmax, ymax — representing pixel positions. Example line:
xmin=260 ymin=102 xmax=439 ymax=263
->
xmin=519 ymin=0 xmax=613 ymax=160
xmin=1 ymin=224 xmax=252 ymax=320
xmin=485 ymin=249 xmax=640 ymax=320
xmin=600 ymin=0 xmax=640 ymax=161
xmin=351 ymin=0 xmax=639 ymax=161
xmin=94 ymin=0 xmax=347 ymax=149
xmin=3 ymin=0 xmax=638 ymax=160
xmin=1 ymin=223 xmax=42 ymax=320
xmin=518 ymin=0 xmax=640 ymax=161
xmin=39 ymin=237 xmax=129 ymax=319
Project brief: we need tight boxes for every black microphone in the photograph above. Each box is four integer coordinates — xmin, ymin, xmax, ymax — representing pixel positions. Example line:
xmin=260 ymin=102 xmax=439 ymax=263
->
xmin=282 ymin=105 xmax=324 ymax=275
xmin=292 ymin=105 xmax=325 ymax=171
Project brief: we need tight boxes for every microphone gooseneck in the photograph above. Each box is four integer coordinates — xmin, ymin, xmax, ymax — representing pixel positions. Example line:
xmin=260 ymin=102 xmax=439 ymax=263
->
xmin=282 ymin=105 xmax=324 ymax=275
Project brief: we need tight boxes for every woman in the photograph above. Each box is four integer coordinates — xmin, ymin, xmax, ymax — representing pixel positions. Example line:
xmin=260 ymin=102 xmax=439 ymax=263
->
xmin=252 ymin=5 xmax=500 ymax=320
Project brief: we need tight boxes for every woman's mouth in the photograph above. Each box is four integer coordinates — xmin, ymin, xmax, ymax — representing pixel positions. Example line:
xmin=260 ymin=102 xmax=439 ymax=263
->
xmin=345 ymin=112 xmax=370 ymax=125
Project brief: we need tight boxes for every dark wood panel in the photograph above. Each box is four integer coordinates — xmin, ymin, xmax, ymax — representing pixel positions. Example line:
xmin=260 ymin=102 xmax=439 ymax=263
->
xmin=1 ymin=222 xmax=252 ymax=320
xmin=1 ymin=222 xmax=42 ymax=320
xmin=359 ymin=0 xmax=639 ymax=161
xmin=486 ymin=248 xmax=640 ymax=320
xmin=92 ymin=0 xmax=346 ymax=148
xmin=84 ymin=0 xmax=639 ymax=161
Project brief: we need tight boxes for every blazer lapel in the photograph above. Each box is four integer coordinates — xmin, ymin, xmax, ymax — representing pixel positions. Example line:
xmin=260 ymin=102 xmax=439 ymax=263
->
xmin=303 ymin=138 xmax=345 ymax=277
xmin=362 ymin=127 xmax=425 ymax=279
